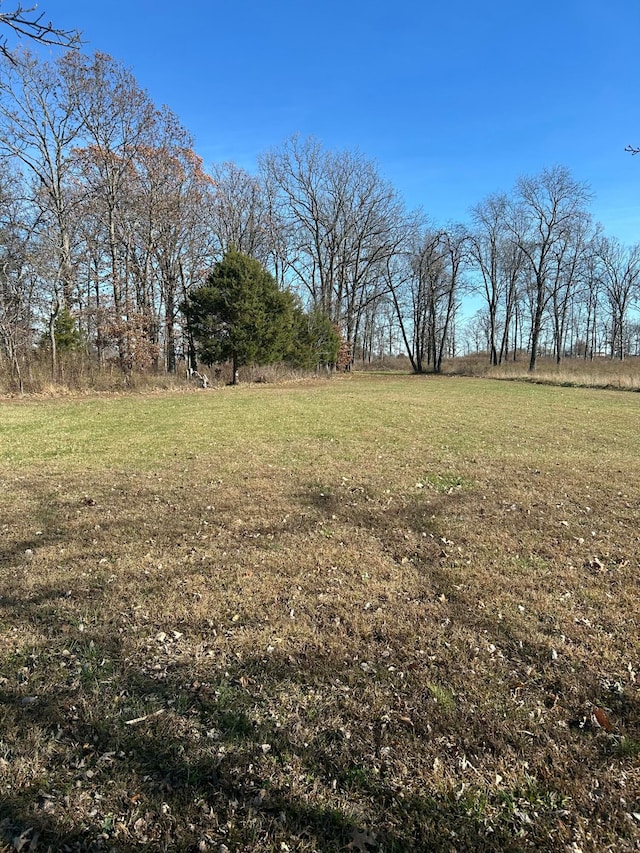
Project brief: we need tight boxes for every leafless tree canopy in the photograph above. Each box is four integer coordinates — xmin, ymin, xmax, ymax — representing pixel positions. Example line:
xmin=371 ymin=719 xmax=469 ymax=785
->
xmin=0 ymin=3 xmax=81 ymax=60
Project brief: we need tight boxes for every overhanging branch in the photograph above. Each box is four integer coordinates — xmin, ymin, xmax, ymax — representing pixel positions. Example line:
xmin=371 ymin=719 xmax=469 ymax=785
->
xmin=0 ymin=3 xmax=82 ymax=61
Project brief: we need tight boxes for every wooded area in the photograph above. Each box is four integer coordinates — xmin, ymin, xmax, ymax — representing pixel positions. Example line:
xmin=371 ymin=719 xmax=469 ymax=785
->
xmin=0 ymin=47 xmax=639 ymax=392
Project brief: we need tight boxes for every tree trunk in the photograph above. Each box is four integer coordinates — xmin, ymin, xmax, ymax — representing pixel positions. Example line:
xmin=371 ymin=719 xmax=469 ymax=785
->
xmin=49 ymin=301 xmax=59 ymax=382
xmin=528 ymin=282 xmax=545 ymax=371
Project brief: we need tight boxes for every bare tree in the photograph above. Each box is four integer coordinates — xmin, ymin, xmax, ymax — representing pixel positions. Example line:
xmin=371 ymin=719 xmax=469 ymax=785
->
xmin=0 ymin=3 xmax=80 ymax=60
xmin=470 ymin=193 xmax=526 ymax=365
xmin=548 ymin=212 xmax=595 ymax=363
xmin=384 ymin=244 xmax=420 ymax=372
xmin=260 ymin=137 xmax=336 ymax=317
xmin=261 ymin=136 xmax=404 ymax=355
xmin=0 ymin=163 xmax=40 ymax=390
xmin=391 ymin=225 xmax=457 ymax=374
xmin=0 ymin=49 xmax=85 ymax=309
xmin=63 ymin=52 xmax=156 ymax=372
xmin=209 ymin=161 xmax=271 ymax=263
xmin=578 ymin=242 xmax=603 ymax=358
xmin=332 ymin=151 xmax=406 ymax=351
xmin=509 ymin=166 xmax=592 ymax=371
xmin=414 ymin=225 xmax=468 ymax=373
xmin=141 ymin=110 xmax=215 ymax=372
xmin=594 ymin=236 xmax=640 ymax=359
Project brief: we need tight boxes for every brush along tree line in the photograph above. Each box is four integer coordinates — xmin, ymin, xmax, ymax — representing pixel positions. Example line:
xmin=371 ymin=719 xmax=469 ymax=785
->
xmin=0 ymin=47 xmax=639 ymax=391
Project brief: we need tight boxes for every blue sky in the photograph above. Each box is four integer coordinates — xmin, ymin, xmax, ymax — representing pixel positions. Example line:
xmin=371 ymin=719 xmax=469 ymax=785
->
xmin=29 ymin=0 xmax=640 ymax=242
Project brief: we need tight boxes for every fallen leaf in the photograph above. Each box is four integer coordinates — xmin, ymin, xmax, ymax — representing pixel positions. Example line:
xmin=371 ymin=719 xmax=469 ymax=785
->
xmin=592 ymin=706 xmax=614 ymax=732
xmin=11 ymin=827 xmax=39 ymax=852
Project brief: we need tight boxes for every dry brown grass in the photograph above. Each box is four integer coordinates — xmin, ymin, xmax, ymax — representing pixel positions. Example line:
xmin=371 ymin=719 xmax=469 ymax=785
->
xmin=0 ymin=375 xmax=638 ymax=852
xmin=447 ymin=353 xmax=640 ymax=391
xmin=0 ymin=358 xmax=326 ymax=398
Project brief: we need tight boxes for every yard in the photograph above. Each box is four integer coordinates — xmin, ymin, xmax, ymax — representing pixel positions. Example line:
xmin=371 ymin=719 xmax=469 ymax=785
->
xmin=0 ymin=375 xmax=638 ymax=851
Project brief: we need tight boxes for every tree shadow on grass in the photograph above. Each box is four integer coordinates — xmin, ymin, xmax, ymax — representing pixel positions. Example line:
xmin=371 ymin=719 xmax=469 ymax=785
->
xmin=1 ymin=628 xmax=637 ymax=851
xmin=0 ymin=477 xmax=638 ymax=851
xmin=0 ymin=641 xmax=538 ymax=852
xmin=294 ymin=478 xmax=640 ymax=846
xmin=0 ymin=491 xmax=69 ymax=573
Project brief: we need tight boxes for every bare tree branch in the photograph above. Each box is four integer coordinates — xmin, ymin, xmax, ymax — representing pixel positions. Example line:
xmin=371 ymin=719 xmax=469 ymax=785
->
xmin=0 ymin=3 xmax=81 ymax=60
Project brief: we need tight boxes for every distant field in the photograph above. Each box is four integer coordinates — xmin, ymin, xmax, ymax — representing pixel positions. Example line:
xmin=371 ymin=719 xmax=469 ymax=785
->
xmin=1 ymin=375 xmax=639 ymax=852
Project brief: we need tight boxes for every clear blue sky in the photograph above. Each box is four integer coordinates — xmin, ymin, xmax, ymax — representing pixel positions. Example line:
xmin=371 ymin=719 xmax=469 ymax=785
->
xmin=27 ymin=0 xmax=640 ymax=242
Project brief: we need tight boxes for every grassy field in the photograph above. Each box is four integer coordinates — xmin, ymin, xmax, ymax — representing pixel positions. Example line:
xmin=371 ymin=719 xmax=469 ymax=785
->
xmin=0 ymin=374 xmax=639 ymax=852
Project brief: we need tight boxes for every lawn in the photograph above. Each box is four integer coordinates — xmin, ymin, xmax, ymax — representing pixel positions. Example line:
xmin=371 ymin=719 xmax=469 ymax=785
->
xmin=0 ymin=375 xmax=639 ymax=852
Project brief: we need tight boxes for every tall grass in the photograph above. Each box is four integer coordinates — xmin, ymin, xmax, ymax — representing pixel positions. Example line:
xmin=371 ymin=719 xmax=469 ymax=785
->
xmin=448 ymin=352 xmax=640 ymax=389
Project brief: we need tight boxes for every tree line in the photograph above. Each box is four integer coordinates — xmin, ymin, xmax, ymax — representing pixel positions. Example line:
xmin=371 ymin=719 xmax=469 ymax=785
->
xmin=1 ymin=47 xmax=639 ymax=390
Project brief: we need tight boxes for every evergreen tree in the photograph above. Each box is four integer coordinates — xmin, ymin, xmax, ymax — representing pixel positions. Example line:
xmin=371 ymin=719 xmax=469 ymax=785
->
xmin=182 ymin=249 xmax=296 ymax=383
xmin=289 ymin=306 xmax=341 ymax=370
xmin=53 ymin=307 xmax=84 ymax=353
xmin=38 ymin=307 xmax=84 ymax=354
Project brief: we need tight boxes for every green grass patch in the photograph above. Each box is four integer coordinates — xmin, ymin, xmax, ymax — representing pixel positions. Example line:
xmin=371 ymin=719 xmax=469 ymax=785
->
xmin=424 ymin=473 xmax=471 ymax=492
